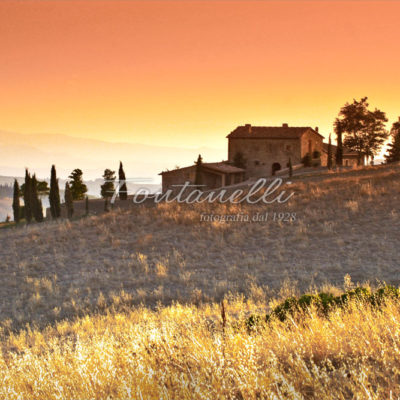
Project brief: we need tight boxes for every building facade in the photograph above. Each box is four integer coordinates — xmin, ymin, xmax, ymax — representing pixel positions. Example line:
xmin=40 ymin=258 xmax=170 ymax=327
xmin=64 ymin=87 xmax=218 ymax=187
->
xmin=227 ymin=123 xmax=324 ymax=178
xmin=159 ymin=162 xmax=245 ymax=193
xmin=159 ymin=122 xmax=364 ymax=193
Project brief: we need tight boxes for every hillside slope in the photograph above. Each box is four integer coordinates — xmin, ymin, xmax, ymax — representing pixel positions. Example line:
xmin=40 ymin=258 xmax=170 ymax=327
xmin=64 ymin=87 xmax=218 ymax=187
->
xmin=0 ymin=163 xmax=399 ymax=330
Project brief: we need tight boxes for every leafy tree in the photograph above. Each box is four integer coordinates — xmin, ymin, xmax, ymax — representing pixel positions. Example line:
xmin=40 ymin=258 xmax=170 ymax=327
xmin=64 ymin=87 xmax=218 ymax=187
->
xmin=12 ymin=179 xmax=20 ymax=223
xmin=233 ymin=152 xmax=246 ymax=169
xmin=194 ymin=154 xmax=203 ymax=188
xmin=20 ymin=180 xmax=49 ymax=197
xmin=37 ymin=181 xmax=50 ymax=196
xmin=23 ymin=169 xmax=32 ymax=223
xmin=118 ymin=161 xmax=128 ymax=200
xmin=68 ymin=169 xmax=87 ymax=200
xmin=335 ymin=97 xmax=388 ymax=165
xmin=100 ymin=169 xmax=116 ymax=199
xmin=65 ymin=182 xmax=74 ymax=219
xmin=31 ymin=174 xmax=44 ymax=222
xmin=327 ymin=133 xmax=333 ymax=170
xmin=385 ymin=119 xmax=400 ymax=163
xmin=49 ymin=165 xmax=61 ymax=219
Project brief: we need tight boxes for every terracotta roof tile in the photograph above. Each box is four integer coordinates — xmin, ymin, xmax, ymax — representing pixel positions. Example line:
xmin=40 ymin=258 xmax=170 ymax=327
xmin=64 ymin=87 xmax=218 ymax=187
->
xmin=227 ymin=125 xmax=322 ymax=139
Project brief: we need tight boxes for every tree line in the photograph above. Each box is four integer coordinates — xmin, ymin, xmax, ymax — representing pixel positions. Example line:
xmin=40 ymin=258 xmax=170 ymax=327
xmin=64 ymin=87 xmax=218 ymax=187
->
xmin=12 ymin=162 xmax=128 ymax=223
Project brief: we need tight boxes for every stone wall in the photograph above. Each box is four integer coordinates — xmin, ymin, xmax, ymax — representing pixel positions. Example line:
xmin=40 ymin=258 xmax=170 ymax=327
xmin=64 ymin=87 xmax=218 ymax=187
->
xmin=300 ymin=130 xmax=324 ymax=158
xmin=228 ymin=130 xmax=324 ymax=178
xmin=228 ymin=138 xmax=301 ymax=178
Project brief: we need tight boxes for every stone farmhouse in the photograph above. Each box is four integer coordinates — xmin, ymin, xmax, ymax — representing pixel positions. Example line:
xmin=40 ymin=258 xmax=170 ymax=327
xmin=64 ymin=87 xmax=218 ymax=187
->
xmin=160 ymin=123 xmax=361 ymax=192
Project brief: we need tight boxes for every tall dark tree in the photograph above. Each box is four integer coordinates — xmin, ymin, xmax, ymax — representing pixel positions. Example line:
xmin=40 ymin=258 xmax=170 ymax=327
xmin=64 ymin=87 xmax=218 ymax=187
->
xmin=194 ymin=154 xmax=203 ymax=188
xmin=335 ymin=121 xmax=343 ymax=167
xmin=118 ymin=161 xmax=128 ymax=200
xmin=335 ymin=97 xmax=388 ymax=165
xmin=100 ymin=169 xmax=116 ymax=199
xmin=68 ymin=169 xmax=87 ymax=200
xmin=31 ymin=174 xmax=44 ymax=222
xmin=233 ymin=152 xmax=246 ymax=169
xmin=12 ymin=179 xmax=20 ymax=223
xmin=385 ymin=118 xmax=400 ymax=164
xmin=85 ymin=196 xmax=89 ymax=216
xmin=49 ymin=165 xmax=61 ymax=219
xmin=64 ymin=182 xmax=74 ymax=219
xmin=23 ymin=169 xmax=32 ymax=223
xmin=327 ymin=133 xmax=333 ymax=170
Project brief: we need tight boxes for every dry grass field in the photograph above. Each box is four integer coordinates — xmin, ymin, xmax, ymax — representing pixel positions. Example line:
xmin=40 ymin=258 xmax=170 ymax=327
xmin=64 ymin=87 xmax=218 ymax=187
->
xmin=0 ymin=163 xmax=400 ymax=398
xmin=0 ymin=163 xmax=399 ymax=331
xmin=2 ymin=291 xmax=400 ymax=399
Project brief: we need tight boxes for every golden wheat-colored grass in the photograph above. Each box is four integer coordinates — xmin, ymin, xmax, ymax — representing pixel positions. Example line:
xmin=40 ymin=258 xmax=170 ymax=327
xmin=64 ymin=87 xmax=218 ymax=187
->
xmin=1 ymin=290 xmax=400 ymax=399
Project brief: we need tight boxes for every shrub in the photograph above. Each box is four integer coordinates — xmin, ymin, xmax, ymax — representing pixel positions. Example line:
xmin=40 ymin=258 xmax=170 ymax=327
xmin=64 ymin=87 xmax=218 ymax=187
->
xmin=312 ymin=150 xmax=321 ymax=159
xmin=260 ymin=286 xmax=399 ymax=324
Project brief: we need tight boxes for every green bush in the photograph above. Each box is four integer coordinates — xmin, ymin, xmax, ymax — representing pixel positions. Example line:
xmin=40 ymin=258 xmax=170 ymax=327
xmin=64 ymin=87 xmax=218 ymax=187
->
xmin=255 ymin=286 xmax=399 ymax=325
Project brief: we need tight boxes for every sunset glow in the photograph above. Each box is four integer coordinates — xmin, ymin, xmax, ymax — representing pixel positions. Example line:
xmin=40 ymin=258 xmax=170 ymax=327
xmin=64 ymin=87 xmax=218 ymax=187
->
xmin=1 ymin=0 xmax=399 ymax=149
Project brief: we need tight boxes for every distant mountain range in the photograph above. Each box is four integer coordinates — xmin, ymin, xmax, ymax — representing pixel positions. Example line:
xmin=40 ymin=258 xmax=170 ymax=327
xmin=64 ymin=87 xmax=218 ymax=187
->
xmin=1 ymin=129 xmax=224 ymax=220
xmin=0 ymin=130 xmax=225 ymax=181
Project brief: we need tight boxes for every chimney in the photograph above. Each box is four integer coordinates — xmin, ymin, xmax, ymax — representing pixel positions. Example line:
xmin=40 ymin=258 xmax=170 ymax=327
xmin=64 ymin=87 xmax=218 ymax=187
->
xmin=315 ymin=126 xmax=319 ymax=133
xmin=282 ymin=123 xmax=288 ymax=128
xmin=244 ymin=123 xmax=252 ymax=133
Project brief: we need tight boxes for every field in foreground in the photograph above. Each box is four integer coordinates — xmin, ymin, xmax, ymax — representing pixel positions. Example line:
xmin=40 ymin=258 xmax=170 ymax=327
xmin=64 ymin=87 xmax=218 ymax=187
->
xmin=0 ymin=163 xmax=399 ymax=330
xmin=1 ymin=288 xmax=400 ymax=399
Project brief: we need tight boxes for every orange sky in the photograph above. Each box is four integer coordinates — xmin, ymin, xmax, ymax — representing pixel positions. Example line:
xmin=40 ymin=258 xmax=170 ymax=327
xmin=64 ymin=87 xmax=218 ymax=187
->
xmin=1 ymin=0 xmax=399 ymax=149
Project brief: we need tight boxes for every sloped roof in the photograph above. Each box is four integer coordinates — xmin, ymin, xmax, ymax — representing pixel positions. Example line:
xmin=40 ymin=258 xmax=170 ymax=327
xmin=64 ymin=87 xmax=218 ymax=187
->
xmin=227 ymin=125 xmax=323 ymax=139
xmin=159 ymin=162 xmax=245 ymax=175
xmin=202 ymin=162 xmax=245 ymax=174
xmin=322 ymin=143 xmax=358 ymax=156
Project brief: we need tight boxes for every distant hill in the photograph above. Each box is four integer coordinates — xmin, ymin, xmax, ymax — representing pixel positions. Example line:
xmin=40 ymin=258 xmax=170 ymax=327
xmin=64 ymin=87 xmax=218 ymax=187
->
xmin=0 ymin=130 xmax=225 ymax=181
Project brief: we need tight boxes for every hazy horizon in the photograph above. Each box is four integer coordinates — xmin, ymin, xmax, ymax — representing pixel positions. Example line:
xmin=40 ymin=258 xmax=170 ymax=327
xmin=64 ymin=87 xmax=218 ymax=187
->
xmin=1 ymin=0 xmax=400 ymax=150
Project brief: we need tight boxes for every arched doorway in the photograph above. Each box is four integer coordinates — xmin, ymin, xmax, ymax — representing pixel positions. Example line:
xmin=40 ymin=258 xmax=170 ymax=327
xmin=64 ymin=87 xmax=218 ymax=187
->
xmin=272 ymin=162 xmax=281 ymax=175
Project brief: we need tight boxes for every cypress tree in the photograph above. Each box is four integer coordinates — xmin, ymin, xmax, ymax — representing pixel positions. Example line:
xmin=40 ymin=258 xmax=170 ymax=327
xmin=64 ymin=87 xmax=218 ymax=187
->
xmin=288 ymin=158 xmax=293 ymax=177
xmin=23 ymin=169 xmax=32 ymax=223
xmin=85 ymin=196 xmax=89 ymax=216
xmin=194 ymin=154 xmax=203 ymax=188
xmin=31 ymin=174 xmax=44 ymax=222
xmin=233 ymin=152 xmax=246 ymax=169
xmin=335 ymin=122 xmax=343 ymax=167
xmin=118 ymin=161 xmax=128 ymax=200
xmin=49 ymin=165 xmax=61 ymax=219
xmin=65 ymin=182 xmax=74 ymax=219
xmin=385 ymin=119 xmax=400 ymax=163
xmin=327 ymin=133 xmax=333 ymax=170
xmin=12 ymin=179 xmax=20 ymax=223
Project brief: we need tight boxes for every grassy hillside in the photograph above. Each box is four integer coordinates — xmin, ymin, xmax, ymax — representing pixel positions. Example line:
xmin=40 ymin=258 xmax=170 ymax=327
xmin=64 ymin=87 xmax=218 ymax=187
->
xmin=0 ymin=163 xmax=399 ymax=398
xmin=0 ymin=163 xmax=399 ymax=331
